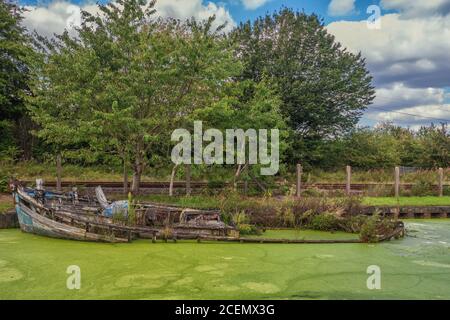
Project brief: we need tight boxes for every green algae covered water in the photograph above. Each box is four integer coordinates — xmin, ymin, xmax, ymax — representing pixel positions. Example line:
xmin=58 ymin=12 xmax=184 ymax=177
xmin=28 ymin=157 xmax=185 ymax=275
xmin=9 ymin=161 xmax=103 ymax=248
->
xmin=0 ymin=220 xmax=449 ymax=299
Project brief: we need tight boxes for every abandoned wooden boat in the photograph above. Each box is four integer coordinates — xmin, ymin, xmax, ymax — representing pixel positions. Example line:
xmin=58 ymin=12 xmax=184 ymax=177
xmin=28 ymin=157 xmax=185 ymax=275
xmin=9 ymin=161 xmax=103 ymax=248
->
xmin=11 ymin=182 xmax=239 ymax=243
xmin=10 ymin=180 xmax=405 ymax=245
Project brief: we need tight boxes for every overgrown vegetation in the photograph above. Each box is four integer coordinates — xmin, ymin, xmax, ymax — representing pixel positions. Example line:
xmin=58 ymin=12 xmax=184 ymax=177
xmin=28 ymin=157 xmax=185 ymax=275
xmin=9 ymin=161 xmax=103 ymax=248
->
xmin=141 ymin=191 xmax=398 ymax=242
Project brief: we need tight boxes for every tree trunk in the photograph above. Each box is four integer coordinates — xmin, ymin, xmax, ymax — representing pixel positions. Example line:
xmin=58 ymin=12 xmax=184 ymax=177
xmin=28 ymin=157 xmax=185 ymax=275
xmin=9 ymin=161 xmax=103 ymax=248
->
xmin=123 ymin=159 xmax=128 ymax=195
xmin=169 ymin=164 xmax=179 ymax=197
xmin=233 ymin=163 xmax=248 ymax=191
xmin=56 ymin=153 xmax=62 ymax=192
xmin=131 ymin=159 xmax=143 ymax=195
xmin=16 ymin=116 xmax=35 ymax=161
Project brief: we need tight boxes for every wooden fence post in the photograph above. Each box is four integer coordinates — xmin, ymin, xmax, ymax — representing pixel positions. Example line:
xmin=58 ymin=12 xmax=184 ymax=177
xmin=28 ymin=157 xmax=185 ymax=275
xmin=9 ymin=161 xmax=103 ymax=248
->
xmin=395 ymin=166 xmax=400 ymax=198
xmin=56 ymin=153 xmax=62 ymax=192
xmin=438 ymin=168 xmax=444 ymax=197
xmin=244 ymin=180 xmax=248 ymax=196
xmin=346 ymin=165 xmax=351 ymax=196
xmin=296 ymin=164 xmax=302 ymax=197
xmin=185 ymin=164 xmax=191 ymax=196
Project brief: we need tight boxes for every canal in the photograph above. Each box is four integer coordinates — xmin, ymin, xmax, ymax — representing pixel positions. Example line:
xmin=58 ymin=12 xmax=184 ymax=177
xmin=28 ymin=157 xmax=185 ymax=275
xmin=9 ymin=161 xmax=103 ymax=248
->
xmin=0 ymin=220 xmax=449 ymax=299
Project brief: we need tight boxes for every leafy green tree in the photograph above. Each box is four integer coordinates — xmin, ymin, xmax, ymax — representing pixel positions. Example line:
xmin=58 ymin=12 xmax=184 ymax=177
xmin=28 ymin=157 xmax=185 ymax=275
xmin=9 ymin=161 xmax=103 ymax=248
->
xmin=233 ymin=8 xmax=375 ymax=164
xmin=192 ymin=79 xmax=289 ymax=187
xmin=415 ymin=124 xmax=450 ymax=168
xmin=29 ymin=0 xmax=240 ymax=193
xmin=342 ymin=127 xmax=401 ymax=169
xmin=0 ymin=0 xmax=35 ymax=159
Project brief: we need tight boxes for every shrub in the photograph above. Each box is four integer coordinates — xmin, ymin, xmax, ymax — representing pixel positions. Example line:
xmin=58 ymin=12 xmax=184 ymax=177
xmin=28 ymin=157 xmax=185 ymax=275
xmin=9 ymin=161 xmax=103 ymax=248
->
xmin=359 ymin=213 xmax=396 ymax=243
xmin=307 ymin=213 xmax=340 ymax=231
xmin=301 ymin=188 xmax=323 ymax=197
xmin=0 ymin=174 xmax=9 ymax=193
xmin=444 ymin=186 xmax=450 ymax=196
xmin=360 ymin=214 xmax=381 ymax=243
xmin=276 ymin=207 xmax=296 ymax=228
xmin=231 ymin=211 xmax=261 ymax=235
xmin=237 ymin=224 xmax=261 ymax=235
xmin=231 ymin=210 xmax=250 ymax=226
xmin=410 ymin=178 xmax=434 ymax=196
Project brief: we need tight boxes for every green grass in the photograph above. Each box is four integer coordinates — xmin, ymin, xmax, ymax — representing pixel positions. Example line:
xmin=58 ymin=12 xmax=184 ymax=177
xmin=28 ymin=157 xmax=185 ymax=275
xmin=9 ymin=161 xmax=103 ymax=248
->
xmin=134 ymin=194 xmax=222 ymax=209
xmin=0 ymin=201 xmax=13 ymax=214
xmin=135 ymin=195 xmax=450 ymax=209
xmin=1 ymin=220 xmax=450 ymax=299
xmin=362 ymin=196 xmax=450 ymax=206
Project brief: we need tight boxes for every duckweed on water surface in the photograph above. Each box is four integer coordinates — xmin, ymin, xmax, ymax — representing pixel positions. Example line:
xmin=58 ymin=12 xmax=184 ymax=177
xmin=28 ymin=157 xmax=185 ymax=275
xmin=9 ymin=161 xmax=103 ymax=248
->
xmin=0 ymin=220 xmax=449 ymax=299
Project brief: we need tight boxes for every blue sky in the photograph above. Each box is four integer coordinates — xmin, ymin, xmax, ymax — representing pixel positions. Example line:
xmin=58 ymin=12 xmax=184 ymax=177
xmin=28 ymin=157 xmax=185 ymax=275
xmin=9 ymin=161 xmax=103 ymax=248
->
xmin=218 ymin=0 xmax=396 ymax=24
xmin=17 ymin=0 xmax=450 ymax=128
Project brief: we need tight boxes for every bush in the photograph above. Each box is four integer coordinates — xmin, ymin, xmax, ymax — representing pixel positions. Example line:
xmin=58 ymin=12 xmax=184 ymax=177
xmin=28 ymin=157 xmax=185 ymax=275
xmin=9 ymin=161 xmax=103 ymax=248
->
xmin=237 ymin=224 xmax=261 ymax=235
xmin=231 ymin=211 xmax=261 ymax=235
xmin=444 ymin=186 xmax=450 ymax=196
xmin=301 ymin=188 xmax=323 ymax=197
xmin=410 ymin=178 xmax=434 ymax=196
xmin=359 ymin=214 xmax=379 ymax=243
xmin=359 ymin=213 xmax=396 ymax=243
xmin=0 ymin=174 xmax=9 ymax=193
xmin=231 ymin=211 xmax=250 ymax=225
xmin=307 ymin=213 xmax=340 ymax=231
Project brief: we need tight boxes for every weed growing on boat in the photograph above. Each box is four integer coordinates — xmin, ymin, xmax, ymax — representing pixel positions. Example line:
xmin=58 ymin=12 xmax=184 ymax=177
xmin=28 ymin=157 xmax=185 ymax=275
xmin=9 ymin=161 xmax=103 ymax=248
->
xmin=359 ymin=212 xmax=396 ymax=243
xmin=231 ymin=211 xmax=261 ymax=235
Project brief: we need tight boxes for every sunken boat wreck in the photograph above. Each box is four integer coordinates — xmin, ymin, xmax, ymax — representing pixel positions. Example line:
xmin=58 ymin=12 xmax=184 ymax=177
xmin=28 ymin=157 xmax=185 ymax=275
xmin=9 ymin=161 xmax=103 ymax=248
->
xmin=11 ymin=180 xmax=405 ymax=244
xmin=12 ymin=181 xmax=239 ymax=243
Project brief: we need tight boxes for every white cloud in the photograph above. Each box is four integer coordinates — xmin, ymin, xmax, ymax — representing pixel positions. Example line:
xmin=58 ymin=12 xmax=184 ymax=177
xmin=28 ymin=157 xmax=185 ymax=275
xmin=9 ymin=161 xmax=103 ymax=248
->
xmin=241 ymin=0 xmax=270 ymax=10
xmin=155 ymin=0 xmax=236 ymax=32
xmin=370 ymin=104 xmax=450 ymax=125
xmin=21 ymin=0 xmax=236 ymax=38
xmin=328 ymin=12 xmax=450 ymax=127
xmin=327 ymin=14 xmax=450 ymax=88
xmin=381 ymin=0 xmax=450 ymax=18
xmin=373 ymin=83 xmax=446 ymax=110
xmin=328 ymin=0 xmax=356 ymax=16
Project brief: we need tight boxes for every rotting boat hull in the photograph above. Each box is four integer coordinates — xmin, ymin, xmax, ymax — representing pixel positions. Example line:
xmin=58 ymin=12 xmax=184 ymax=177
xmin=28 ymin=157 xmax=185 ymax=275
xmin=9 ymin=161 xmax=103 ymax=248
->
xmin=12 ymin=185 xmax=238 ymax=243
xmin=14 ymin=188 xmax=128 ymax=243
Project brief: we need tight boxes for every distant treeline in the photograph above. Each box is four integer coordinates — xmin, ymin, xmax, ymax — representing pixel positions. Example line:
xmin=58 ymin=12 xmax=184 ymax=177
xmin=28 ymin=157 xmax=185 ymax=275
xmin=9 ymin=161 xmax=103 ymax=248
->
xmin=0 ymin=0 xmax=448 ymax=191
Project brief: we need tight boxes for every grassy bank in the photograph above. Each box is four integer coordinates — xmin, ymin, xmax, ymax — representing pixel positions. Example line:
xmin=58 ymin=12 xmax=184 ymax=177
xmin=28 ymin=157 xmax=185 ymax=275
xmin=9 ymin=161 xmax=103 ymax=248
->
xmin=0 ymin=195 xmax=13 ymax=213
xmin=362 ymin=196 xmax=450 ymax=206
xmin=137 ymin=194 xmax=450 ymax=209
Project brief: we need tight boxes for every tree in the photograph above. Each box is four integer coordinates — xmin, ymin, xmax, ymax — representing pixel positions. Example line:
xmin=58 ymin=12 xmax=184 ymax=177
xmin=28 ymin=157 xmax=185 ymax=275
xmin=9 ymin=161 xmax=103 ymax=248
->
xmin=0 ymin=0 xmax=35 ymax=159
xmin=29 ymin=0 xmax=241 ymax=193
xmin=192 ymin=79 xmax=289 ymax=188
xmin=415 ymin=124 xmax=450 ymax=168
xmin=233 ymin=8 xmax=375 ymax=163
